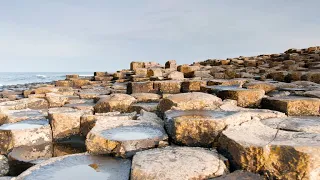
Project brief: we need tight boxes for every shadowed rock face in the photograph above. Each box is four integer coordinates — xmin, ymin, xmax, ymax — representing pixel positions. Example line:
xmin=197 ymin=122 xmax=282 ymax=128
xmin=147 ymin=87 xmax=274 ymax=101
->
xmin=15 ymin=154 xmax=132 ymax=180
xmin=217 ymin=120 xmax=320 ymax=180
xmin=8 ymin=144 xmax=53 ymax=176
xmin=131 ymin=146 xmax=228 ymax=180
xmin=0 ymin=119 xmax=52 ymax=154
xmin=86 ymin=118 xmax=168 ymax=158
xmin=48 ymin=107 xmax=90 ymax=141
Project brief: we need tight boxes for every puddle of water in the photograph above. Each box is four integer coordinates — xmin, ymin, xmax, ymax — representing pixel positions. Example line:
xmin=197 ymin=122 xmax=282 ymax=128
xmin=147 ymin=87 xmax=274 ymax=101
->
xmin=0 ymin=123 xmax=43 ymax=130
xmin=21 ymin=155 xmax=131 ymax=180
xmin=52 ymin=164 xmax=109 ymax=179
xmin=101 ymin=126 xmax=163 ymax=141
xmin=165 ymin=110 xmax=237 ymax=120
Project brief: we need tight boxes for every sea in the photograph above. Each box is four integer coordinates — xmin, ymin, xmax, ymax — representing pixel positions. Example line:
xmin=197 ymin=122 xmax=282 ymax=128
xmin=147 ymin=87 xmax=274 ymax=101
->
xmin=0 ymin=72 xmax=93 ymax=87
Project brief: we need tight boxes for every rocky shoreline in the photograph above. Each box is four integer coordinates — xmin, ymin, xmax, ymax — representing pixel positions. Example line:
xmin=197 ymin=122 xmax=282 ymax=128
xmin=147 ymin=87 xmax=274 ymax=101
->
xmin=0 ymin=46 xmax=320 ymax=179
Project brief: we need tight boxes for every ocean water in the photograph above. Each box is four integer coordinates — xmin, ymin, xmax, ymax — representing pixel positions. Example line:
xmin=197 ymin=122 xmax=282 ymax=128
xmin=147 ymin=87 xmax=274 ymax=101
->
xmin=0 ymin=72 xmax=93 ymax=86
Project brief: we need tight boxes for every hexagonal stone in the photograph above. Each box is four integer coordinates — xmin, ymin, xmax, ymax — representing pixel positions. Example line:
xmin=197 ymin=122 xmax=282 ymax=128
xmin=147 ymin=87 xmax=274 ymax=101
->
xmin=211 ymin=170 xmax=263 ymax=180
xmin=0 ymin=109 xmax=46 ymax=125
xmin=52 ymin=137 xmax=86 ymax=157
xmin=167 ymin=71 xmax=184 ymax=80
xmin=86 ymin=118 xmax=168 ymax=157
xmin=153 ymin=80 xmax=182 ymax=94
xmin=158 ymin=92 xmax=223 ymax=115
xmin=243 ymin=82 xmax=276 ymax=93
xmin=129 ymin=102 xmax=158 ymax=113
xmin=178 ymin=65 xmax=201 ymax=78
xmin=217 ymin=89 xmax=265 ymax=108
xmin=7 ymin=143 xmax=53 ymax=175
xmin=80 ymin=112 xmax=136 ymax=137
xmin=218 ymin=120 xmax=320 ymax=180
xmin=0 ymin=155 xmax=9 ymax=176
xmin=45 ymin=93 xmax=68 ymax=107
xmin=15 ymin=153 xmax=132 ymax=180
xmin=93 ymin=94 xmax=136 ymax=113
xmin=181 ymin=80 xmax=207 ymax=92
xmin=0 ymin=119 xmax=52 ymax=154
xmin=147 ymin=68 xmax=163 ymax=77
xmin=164 ymin=110 xmax=251 ymax=147
xmin=127 ymin=82 xmax=154 ymax=94
xmin=48 ymin=107 xmax=89 ymax=141
xmin=165 ymin=60 xmax=177 ymax=69
xmin=131 ymin=93 xmax=160 ymax=102
xmin=262 ymin=116 xmax=320 ymax=133
xmin=131 ymin=61 xmax=145 ymax=71
xmin=262 ymin=96 xmax=320 ymax=116
xmin=207 ymin=79 xmax=248 ymax=86
xmin=0 ymin=98 xmax=48 ymax=111
xmin=131 ymin=147 xmax=228 ymax=180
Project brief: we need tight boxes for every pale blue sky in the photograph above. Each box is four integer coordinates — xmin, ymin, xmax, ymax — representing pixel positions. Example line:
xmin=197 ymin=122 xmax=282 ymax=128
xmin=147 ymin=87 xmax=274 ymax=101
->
xmin=0 ymin=0 xmax=319 ymax=72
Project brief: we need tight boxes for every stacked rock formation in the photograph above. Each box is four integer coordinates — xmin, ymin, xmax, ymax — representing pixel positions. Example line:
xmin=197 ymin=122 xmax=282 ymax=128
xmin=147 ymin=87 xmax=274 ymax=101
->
xmin=0 ymin=46 xmax=319 ymax=179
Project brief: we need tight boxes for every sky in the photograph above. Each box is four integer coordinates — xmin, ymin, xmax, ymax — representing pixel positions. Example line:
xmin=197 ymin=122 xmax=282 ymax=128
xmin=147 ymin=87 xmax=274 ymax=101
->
xmin=0 ymin=0 xmax=319 ymax=72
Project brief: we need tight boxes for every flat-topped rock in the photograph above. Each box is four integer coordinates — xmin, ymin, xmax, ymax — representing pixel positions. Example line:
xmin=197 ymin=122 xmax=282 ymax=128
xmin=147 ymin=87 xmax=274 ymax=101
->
xmin=262 ymin=96 xmax=320 ymax=116
xmin=8 ymin=143 xmax=53 ymax=175
xmin=127 ymin=81 xmax=154 ymax=94
xmin=94 ymin=94 xmax=136 ymax=113
xmin=64 ymin=101 xmax=95 ymax=112
xmin=131 ymin=93 xmax=160 ymax=102
xmin=167 ymin=71 xmax=184 ymax=80
xmin=181 ymin=80 xmax=206 ymax=92
xmin=211 ymin=170 xmax=263 ymax=180
xmin=86 ymin=118 xmax=168 ymax=157
xmin=262 ymin=116 xmax=320 ymax=133
xmin=153 ymin=80 xmax=182 ymax=94
xmin=218 ymin=120 xmax=320 ymax=179
xmin=0 ymin=98 xmax=48 ymax=111
xmin=243 ymin=81 xmax=276 ymax=93
xmin=158 ymin=92 xmax=223 ymax=115
xmin=80 ymin=112 xmax=136 ymax=137
xmin=45 ymin=93 xmax=68 ymax=107
xmin=0 ymin=119 xmax=52 ymax=154
xmin=129 ymin=102 xmax=158 ymax=113
xmin=207 ymin=79 xmax=248 ymax=86
xmin=0 ymin=155 xmax=9 ymax=176
xmin=201 ymin=85 xmax=241 ymax=94
xmin=164 ymin=110 xmax=251 ymax=147
xmin=217 ymin=89 xmax=265 ymax=107
xmin=0 ymin=109 xmax=46 ymax=125
xmin=131 ymin=146 xmax=228 ymax=180
xmin=48 ymin=107 xmax=89 ymax=141
xmin=304 ymin=90 xmax=320 ymax=98
xmin=15 ymin=153 xmax=131 ymax=180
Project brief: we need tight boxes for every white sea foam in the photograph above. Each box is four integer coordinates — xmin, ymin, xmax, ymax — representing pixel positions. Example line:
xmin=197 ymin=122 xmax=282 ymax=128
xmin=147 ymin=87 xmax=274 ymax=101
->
xmin=36 ymin=75 xmax=47 ymax=79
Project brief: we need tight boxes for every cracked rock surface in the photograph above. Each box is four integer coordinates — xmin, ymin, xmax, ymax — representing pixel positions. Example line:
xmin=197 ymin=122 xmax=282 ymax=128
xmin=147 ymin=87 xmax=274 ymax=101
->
xmin=131 ymin=146 xmax=228 ymax=180
xmin=218 ymin=120 xmax=320 ymax=180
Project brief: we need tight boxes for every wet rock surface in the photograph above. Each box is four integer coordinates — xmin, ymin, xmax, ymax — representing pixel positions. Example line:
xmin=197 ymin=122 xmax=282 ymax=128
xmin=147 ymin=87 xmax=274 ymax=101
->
xmin=0 ymin=119 xmax=52 ymax=154
xmin=86 ymin=116 xmax=168 ymax=157
xmin=15 ymin=153 xmax=131 ymax=180
xmin=0 ymin=46 xmax=319 ymax=179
